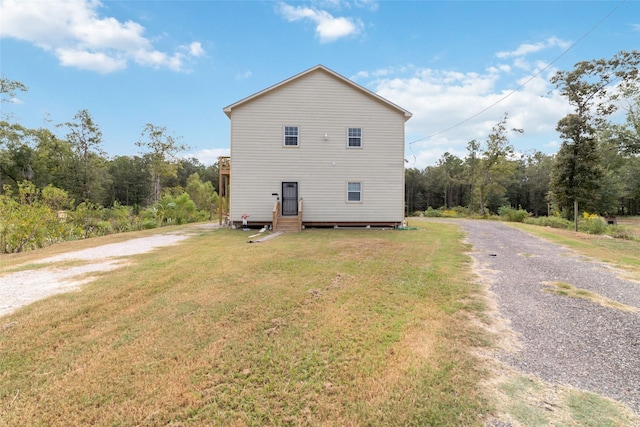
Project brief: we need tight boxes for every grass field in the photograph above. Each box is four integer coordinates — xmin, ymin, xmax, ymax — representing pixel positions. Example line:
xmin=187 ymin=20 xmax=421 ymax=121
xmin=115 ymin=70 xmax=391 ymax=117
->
xmin=2 ymin=220 xmax=639 ymax=426
xmin=509 ymin=221 xmax=640 ymax=277
xmin=616 ymin=216 xmax=640 ymax=239
xmin=1 ymin=223 xmax=493 ymax=426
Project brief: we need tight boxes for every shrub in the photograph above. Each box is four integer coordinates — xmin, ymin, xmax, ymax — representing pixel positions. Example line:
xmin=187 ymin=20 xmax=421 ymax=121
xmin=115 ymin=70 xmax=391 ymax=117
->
xmin=524 ymin=216 xmax=572 ymax=229
xmin=41 ymin=185 xmax=74 ymax=211
xmin=168 ymin=193 xmax=200 ymax=225
xmin=578 ymin=212 xmax=607 ymax=235
xmin=94 ymin=221 xmax=114 ymax=236
xmin=452 ymin=206 xmax=473 ymax=217
xmin=105 ymin=202 xmax=134 ymax=232
xmin=71 ymin=202 xmax=106 ymax=238
xmin=141 ymin=219 xmax=158 ymax=230
xmin=424 ymin=207 xmax=443 ymax=217
xmin=141 ymin=193 xmax=203 ymax=227
xmin=498 ymin=206 xmax=529 ymax=222
xmin=0 ymin=182 xmax=65 ymax=253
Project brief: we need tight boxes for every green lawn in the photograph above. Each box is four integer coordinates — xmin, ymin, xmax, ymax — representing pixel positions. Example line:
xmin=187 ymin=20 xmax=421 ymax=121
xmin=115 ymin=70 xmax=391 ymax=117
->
xmin=1 ymin=223 xmax=492 ymax=426
xmin=2 ymin=221 xmax=638 ymax=426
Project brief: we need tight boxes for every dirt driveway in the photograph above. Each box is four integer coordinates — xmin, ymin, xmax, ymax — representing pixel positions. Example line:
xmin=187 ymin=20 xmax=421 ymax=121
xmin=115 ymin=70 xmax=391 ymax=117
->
xmin=435 ymin=219 xmax=640 ymax=416
xmin=0 ymin=224 xmax=218 ymax=317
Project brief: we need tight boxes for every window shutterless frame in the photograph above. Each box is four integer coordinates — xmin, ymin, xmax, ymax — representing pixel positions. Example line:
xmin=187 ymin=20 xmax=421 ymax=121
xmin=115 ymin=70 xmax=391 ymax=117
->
xmin=284 ymin=126 xmax=299 ymax=146
xmin=347 ymin=127 xmax=362 ymax=148
xmin=347 ymin=181 xmax=362 ymax=202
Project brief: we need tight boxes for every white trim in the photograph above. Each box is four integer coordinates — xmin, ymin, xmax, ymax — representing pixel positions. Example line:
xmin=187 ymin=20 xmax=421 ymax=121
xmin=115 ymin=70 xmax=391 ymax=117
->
xmin=347 ymin=127 xmax=363 ymax=148
xmin=346 ymin=181 xmax=362 ymax=202
xmin=283 ymin=125 xmax=299 ymax=147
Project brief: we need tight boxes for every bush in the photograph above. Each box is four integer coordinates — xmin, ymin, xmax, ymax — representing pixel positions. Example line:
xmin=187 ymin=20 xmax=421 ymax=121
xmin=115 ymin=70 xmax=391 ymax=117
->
xmin=424 ymin=207 xmax=443 ymax=217
xmin=498 ymin=206 xmax=529 ymax=222
xmin=0 ymin=181 xmax=210 ymax=252
xmin=524 ymin=216 xmax=572 ymax=229
xmin=105 ymin=203 xmax=134 ymax=232
xmin=0 ymin=182 xmax=68 ymax=253
xmin=422 ymin=206 xmax=475 ymax=218
xmin=578 ymin=212 xmax=607 ymax=235
xmin=141 ymin=193 xmax=204 ymax=227
xmin=141 ymin=219 xmax=158 ymax=230
xmin=452 ymin=206 xmax=473 ymax=217
xmin=524 ymin=213 xmax=638 ymax=241
xmin=94 ymin=220 xmax=114 ymax=236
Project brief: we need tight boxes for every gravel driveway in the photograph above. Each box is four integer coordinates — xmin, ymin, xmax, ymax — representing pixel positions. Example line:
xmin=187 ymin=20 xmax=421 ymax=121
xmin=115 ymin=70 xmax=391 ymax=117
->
xmin=0 ymin=224 xmax=219 ymax=317
xmin=447 ymin=219 xmax=640 ymax=415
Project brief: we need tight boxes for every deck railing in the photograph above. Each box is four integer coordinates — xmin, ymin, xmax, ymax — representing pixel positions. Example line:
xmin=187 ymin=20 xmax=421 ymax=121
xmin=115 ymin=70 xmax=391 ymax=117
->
xmin=271 ymin=199 xmax=303 ymax=232
xmin=297 ymin=199 xmax=303 ymax=231
xmin=218 ymin=156 xmax=231 ymax=225
xmin=272 ymin=200 xmax=281 ymax=231
xmin=219 ymin=156 xmax=230 ymax=173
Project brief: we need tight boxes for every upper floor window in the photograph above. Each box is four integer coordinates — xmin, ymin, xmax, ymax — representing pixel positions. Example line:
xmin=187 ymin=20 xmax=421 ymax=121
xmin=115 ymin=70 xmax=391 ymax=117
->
xmin=284 ymin=126 xmax=299 ymax=146
xmin=347 ymin=127 xmax=362 ymax=148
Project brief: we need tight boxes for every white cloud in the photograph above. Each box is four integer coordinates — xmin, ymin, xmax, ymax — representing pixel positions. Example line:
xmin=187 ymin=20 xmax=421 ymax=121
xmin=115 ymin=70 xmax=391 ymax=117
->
xmin=544 ymin=140 xmax=560 ymax=150
xmin=235 ymin=70 xmax=253 ymax=80
xmin=356 ymin=37 xmax=578 ymax=169
xmin=309 ymin=0 xmax=379 ymax=13
xmin=365 ymin=59 xmax=571 ymax=169
xmin=278 ymin=2 xmax=363 ymax=43
xmin=0 ymin=0 xmax=205 ymax=73
xmin=496 ymin=37 xmax=570 ymax=59
xmin=186 ymin=148 xmax=230 ymax=166
xmin=188 ymin=42 xmax=205 ymax=57
xmin=496 ymin=37 xmax=571 ymax=71
xmin=56 ymin=47 xmax=127 ymax=73
xmin=354 ymin=0 xmax=379 ymax=12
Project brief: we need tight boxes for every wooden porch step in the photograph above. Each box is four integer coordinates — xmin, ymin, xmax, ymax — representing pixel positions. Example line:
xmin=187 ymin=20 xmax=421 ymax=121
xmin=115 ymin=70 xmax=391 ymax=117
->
xmin=276 ymin=216 xmax=301 ymax=232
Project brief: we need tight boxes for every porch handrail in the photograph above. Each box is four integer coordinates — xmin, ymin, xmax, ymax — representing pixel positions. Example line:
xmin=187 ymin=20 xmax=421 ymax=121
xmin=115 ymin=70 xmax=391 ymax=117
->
xmin=272 ymin=200 xmax=280 ymax=230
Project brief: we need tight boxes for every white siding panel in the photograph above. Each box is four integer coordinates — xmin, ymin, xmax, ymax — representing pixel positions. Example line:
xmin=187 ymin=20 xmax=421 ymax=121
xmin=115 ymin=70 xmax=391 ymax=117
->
xmin=229 ymin=69 xmax=406 ymax=224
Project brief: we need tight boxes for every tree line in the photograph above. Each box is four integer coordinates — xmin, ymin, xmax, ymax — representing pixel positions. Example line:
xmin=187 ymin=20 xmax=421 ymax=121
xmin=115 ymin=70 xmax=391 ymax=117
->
xmin=1 ymin=79 xmax=221 ymax=252
xmin=405 ymin=50 xmax=640 ymax=218
xmin=1 ymin=50 xmax=639 ymax=252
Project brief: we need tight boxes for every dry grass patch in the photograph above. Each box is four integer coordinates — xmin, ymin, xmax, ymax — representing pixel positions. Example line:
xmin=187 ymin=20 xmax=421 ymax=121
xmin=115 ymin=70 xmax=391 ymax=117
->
xmin=486 ymin=371 xmax=640 ymax=427
xmin=1 ymin=224 xmax=493 ymax=426
xmin=509 ymin=223 xmax=640 ymax=281
xmin=616 ymin=217 xmax=640 ymax=238
xmin=542 ymin=281 xmax=639 ymax=312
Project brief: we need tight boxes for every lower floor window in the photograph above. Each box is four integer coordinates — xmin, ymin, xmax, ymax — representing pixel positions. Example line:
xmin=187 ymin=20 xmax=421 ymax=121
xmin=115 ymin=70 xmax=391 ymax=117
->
xmin=347 ymin=182 xmax=362 ymax=202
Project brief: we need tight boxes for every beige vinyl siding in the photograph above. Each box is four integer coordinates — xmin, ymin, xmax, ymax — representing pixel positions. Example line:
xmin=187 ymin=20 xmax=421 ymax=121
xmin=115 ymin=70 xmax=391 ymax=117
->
xmin=229 ymin=69 xmax=406 ymax=224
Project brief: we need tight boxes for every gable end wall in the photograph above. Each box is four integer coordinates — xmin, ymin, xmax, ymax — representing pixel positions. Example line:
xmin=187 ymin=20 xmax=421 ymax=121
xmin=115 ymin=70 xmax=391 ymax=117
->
xmin=229 ymin=70 xmax=406 ymax=225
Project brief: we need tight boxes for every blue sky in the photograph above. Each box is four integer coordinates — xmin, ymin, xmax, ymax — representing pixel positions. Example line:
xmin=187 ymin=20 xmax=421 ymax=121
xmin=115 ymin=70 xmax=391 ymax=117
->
xmin=1 ymin=0 xmax=638 ymax=169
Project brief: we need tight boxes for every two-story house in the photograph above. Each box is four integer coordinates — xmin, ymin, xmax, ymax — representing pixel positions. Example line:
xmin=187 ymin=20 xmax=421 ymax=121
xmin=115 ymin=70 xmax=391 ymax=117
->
xmin=220 ymin=65 xmax=412 ymax=231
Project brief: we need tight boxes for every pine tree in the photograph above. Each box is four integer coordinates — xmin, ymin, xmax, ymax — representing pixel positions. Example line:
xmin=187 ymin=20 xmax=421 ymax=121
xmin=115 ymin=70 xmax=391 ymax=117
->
xmin=549 ymin=50 xmax=639 ymax=216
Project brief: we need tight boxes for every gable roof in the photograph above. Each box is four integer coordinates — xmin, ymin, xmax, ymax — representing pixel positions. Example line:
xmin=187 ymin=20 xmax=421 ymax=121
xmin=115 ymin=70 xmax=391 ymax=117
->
xmin=223 ymin=64 xmax=412 ymax=121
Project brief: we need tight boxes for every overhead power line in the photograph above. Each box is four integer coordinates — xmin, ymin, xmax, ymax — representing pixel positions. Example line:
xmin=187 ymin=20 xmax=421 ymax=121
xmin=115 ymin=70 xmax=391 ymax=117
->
xmin=407 ymin=0 xmax=626 ymax=147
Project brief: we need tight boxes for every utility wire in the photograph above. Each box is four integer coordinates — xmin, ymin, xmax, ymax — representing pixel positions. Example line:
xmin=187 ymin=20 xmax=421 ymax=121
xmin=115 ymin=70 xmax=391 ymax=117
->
xmin=407 ymin=0 xmax=626 ymax=147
